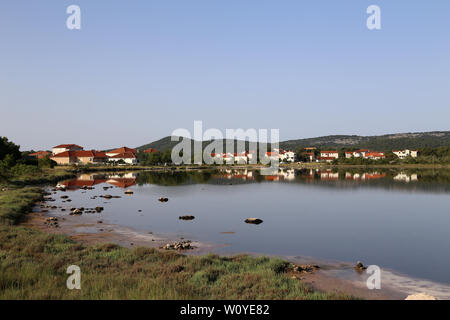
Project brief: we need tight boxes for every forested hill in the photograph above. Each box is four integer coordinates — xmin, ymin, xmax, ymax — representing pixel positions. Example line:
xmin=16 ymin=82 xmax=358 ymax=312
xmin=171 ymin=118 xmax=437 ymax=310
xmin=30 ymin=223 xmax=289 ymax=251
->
xmin=280 ymin=131 xmax=450 ymax=151
xmin=138 ymin=131 xmax=450 ymax=152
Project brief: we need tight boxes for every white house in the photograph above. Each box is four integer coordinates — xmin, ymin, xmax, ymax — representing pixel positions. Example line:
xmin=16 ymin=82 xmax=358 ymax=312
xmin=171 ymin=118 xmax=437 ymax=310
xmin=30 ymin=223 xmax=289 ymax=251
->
xmin=234 ymin=153 xmax=248 ymax=164
xmin=279 ymin=150 xmax=295 ymax=162
xmin=52 ymin=144 xmax=84 ymax=155
xmin=345 ymin=149 xmax=370 ymax=159
xmin=108 ymin=152 xmax=137 ymax=165
xmin=393 ymin=149 xmax=418 ymax=159
xmin=320 ymin=151 xmax=339 ymax=159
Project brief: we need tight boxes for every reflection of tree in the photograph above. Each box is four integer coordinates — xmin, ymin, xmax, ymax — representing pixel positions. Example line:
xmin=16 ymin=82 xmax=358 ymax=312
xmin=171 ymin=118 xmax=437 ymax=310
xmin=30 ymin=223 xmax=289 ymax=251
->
xmin=136 ymin=171 xmax=216 ymax=186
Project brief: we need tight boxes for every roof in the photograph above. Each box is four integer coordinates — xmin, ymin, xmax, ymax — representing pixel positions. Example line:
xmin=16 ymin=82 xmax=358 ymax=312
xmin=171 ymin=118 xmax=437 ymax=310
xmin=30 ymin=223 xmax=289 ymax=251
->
xmin=51 ymin=150 xmax=107 ymax=158
xmin=53 ymin=144 xmax=83 ymax=149
xmin=143 ymin=148 xmax=158 ymax=153
xmin=29 ymin=151 xmax=50 ymax=158
xmin=108 ymin=147 xmax=137 ymax=154
xmin=109 ymin=152 xmax=136 ymax=159
xmin=366 ymin=152 xmax=385 ymax=157
xmin=320 ymin=151 xmax=338 ymax=153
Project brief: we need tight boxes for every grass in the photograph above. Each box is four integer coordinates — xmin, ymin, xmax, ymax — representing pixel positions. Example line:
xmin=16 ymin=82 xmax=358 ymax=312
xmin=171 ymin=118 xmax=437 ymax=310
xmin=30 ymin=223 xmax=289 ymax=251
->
xmin=0 ymin=178 xmax=354 ymax=300
xmin=0 ymin=225 xmax=354 ymax=299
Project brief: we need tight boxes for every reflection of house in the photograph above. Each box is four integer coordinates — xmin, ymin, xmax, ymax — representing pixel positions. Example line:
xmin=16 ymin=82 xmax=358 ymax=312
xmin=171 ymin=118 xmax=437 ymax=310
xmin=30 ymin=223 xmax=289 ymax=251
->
xmin=280 ymin=169 xmax=295 ymax=180
xmin=393 ymin=150 xmax=418 ymax=159
xmin=106 ymin=178 xmax=136 ymax=188
xmin=108 ymin=152 xmax=137 ymax=165
xmin=50 ymin=150 xmax=108 ymax=165
xmin=52 ymin=144 xmax=83 ymax=155
xmin=29 ymin=151 xmax=50 ymax=159
xmin=319 ymin=170 xmax=339 ymax=180
xmin=394 ymin=173 xmax=418 ymax=182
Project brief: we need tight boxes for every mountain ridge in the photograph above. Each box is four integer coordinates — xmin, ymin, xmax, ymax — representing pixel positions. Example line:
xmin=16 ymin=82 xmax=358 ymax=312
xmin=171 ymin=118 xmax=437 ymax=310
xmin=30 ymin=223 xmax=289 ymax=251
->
xmin=137 ymin=131 xmax=450 ymax=152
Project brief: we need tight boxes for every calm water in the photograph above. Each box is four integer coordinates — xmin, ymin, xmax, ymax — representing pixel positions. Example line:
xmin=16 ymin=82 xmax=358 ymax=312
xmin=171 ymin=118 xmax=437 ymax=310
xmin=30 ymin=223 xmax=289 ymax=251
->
xmin=51 ymin=168 xmax=450 ymax=285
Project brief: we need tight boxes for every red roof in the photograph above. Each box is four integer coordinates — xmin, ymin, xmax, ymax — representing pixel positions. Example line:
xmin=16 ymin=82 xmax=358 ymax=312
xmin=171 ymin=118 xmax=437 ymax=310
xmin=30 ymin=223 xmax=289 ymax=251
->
xmin=265 ymin=152 xmax=278 ymax=156
xmin=366 ymin=152 xmax=385 ymax=157
xmin=51 ymin=150 xmax=107 ymax=158
xmin=320 ymin=151 xmax=338 ymax=154
xmin=29 ymin=151 xmax=50 ymax=158
xmin=143 ymin=148 xmax=158 ymax=153
xmin=108 ymin=147 xmax=137 ymax=155
xmin=109 ymin=152 xmax=136 ymax=159
xmin=53 ymin=144 xmax=83 ymax=149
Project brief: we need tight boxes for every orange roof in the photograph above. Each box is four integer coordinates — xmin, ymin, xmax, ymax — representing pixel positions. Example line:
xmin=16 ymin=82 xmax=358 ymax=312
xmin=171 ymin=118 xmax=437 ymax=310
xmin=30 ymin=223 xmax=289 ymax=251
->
xmin=53 ymin=144 xmax=83 ymax=149
xmin=51 ymin=150 xmax=107 ymax=158
xmin=143 ymin=148 xmax=158 ymax=153
xmin=265 ymin=152 xmax=278 ymax=156
xmin=108 ymin=147 xmax=137 ymax=154
xmin=320 ymin=151 xmax=338 ymax=153
xmin=109 ymin=152 xmax=136 ymax=159
xmin=366 ymin=152 xmax=385 ymax=157
xmin=29 ymin=151 xmax=50 ymax=158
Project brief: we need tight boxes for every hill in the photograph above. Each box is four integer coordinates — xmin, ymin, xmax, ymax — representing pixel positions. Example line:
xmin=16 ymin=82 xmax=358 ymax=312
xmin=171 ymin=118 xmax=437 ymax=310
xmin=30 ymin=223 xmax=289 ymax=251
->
xmin=137 ymin=131 xmax=450 ymax=152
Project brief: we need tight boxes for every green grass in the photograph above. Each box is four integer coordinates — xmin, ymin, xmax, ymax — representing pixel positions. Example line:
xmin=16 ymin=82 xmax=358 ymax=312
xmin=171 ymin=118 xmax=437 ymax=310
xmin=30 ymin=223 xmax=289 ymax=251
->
xmin=0 ymin=187 xmax=43 ymax=225
xmin=0 ymin=225 xmax=353 ymax=300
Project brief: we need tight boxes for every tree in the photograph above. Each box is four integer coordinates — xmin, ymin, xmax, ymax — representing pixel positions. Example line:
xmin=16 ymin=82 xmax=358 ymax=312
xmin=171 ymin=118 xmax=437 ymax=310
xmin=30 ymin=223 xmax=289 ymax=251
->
xmin=0 ymin=137 xmax=21 ymax=162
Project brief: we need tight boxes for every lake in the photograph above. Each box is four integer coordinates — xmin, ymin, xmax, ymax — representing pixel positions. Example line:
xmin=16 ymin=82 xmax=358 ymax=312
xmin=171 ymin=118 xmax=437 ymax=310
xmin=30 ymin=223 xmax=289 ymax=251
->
xmin=48 ymin=168 xmax=450 ymax=290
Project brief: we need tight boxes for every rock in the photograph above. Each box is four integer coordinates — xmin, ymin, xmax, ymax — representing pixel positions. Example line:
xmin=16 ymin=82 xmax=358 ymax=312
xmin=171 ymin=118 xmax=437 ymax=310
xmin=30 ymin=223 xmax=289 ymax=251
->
xmin=161 ymin=240 xmax=193 ymax=251
xmin=97 ymin=220 xmax=103 ymax=224
xmin=60 ymin=195 xmax=69 ymax=199
xmin=61 ymin=208 xmax=66 ymax=211
xmin=124 ymin=189 xmax=134 ymax=195
xmin=179 ymin=215 xmax=195 ymax=220
xmin=70 ymin=208 xmax=83 ymax=215
xmin=95 ymin=206 xmax=104 ymax=212
xmin=292 ymin=264 xmax=320 ymax=273
xmin=245 ymin=218 xmax=263 ymax=225
xmin=158 ymin=197 xmax=169 ymax=202
xmin=66 ymin=199 xmax=72 ymax=202
xmin=354 ymin=261 xmax=367 ymax=271
xmin=405 ymin=293 xmax=437 ymax=300
xmin=103 ymin=194 xmax=113 ymax=199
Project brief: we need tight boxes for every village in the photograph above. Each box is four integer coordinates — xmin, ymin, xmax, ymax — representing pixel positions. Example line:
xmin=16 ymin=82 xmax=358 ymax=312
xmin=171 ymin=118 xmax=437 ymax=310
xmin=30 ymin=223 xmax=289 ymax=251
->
xmin=27 ymin=143 xmax=419 ymax=166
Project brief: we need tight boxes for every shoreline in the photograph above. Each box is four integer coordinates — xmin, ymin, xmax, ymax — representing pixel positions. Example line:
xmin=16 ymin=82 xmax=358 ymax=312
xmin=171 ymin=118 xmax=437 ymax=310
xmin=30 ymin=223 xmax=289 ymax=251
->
xmin=27 ymin=201 xmax=450 ymax=300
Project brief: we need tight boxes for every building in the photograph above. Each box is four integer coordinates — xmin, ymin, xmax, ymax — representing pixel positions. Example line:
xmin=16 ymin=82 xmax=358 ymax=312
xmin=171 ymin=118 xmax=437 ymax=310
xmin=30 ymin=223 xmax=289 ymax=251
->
xmin=279 ymin=150 xmax=295 ymax=162
xmin=52 ymin=144 xmax=84 ymax=155
xmin=29 ymin=151 xmax=50 ymax=159
xmin=234 ymin=152 xmax=248 ymax=164
xmin=303 ymin=152 xmax=315 ymax=162
xmin=108 ymin=152 xmax=138 ymax=165
xmin=50 ymin=150 xmax=108 ymax=165
xmin=365 ymin=152 xmax=386 ymax=160
xmin=143 ymin=148 xmax=158 ymax=154
xmin=345 ymin=149 xmax=370 ymax=159
xmin=320 ymin=151 xmax=339 ymax=159
xmin=393 ymin=149 xmax=418 ymax=159
xmin=106 ymin=147 xmax=137 ymax=158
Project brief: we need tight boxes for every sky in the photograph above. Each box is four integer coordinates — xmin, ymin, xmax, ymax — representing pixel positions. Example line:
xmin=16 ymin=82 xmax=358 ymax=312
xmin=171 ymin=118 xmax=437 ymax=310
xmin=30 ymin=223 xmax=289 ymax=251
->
xmin=0 ymin=0 xmax=449 ymax=151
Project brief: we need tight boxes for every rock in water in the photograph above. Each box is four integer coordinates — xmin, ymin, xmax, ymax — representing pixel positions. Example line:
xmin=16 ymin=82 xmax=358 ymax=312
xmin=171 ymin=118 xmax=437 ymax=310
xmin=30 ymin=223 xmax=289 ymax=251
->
xmin=179 ymin=215 xmax=195 ymax=220
xmin=124 ymin=189 xmax=133 ymax=195
xmin=158 ymin=197 xmax=169 ymax=202
xmin=245 ymin=218 xmax=263 ymax=225
xmin=354 ymin=261 xmax=367 ymax=271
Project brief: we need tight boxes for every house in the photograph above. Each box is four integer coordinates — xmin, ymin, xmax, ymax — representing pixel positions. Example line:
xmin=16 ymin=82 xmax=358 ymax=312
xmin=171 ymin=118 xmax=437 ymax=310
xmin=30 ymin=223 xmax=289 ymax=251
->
xmin=29 ymin=151 xmax=50 ymax=159
xmin=52 ymin=144 xmax=84 ymax=155
xmin=264 ymin=152 xmax=279 ymax=162
xmin=345 ymin=149 xmax=370 ymax=158
xmin=279 ymin=150 xmax=295 ymax=162
xmin=320 ymin=151 xmax=339 ymax=159
xmin=393 ymin=149 xmax=418 ymax=159
xmin=106 ymin=147 xmax=137 ymax=157
xmin=223 ymin=154 xmax=234 ymax=164
xmin=234 ymin=152 xmax=248 ymax=164
xmin=143 ymin=148 xmax=158 ymax=154
xmin=365 ymin=152 xmax=386 ymax=160
xmin=50 ymin=150 xmax=108 ymax=165
xmin=303 ymin=152 xmax=315 ymax=162
xmin=108 ymin=152 xmax=138 ymax=165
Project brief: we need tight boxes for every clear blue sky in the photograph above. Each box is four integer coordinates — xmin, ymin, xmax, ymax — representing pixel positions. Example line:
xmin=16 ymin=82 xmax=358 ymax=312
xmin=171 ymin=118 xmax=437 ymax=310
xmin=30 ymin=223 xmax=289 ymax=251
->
xmin=1 ymin=0 xmax=449 ymax=150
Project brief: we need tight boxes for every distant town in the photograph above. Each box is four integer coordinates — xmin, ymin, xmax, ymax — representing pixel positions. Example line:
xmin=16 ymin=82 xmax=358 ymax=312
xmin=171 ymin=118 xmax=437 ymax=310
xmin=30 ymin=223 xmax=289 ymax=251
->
xmin=27 ymin=143 xmax=419 ymax=165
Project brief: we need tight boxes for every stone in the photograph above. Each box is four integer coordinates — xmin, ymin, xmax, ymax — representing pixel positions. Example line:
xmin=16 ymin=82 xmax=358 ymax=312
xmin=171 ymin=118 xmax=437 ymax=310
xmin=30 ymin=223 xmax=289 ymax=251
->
xmin=103 ymin=194 xmax=113 ymax=199
xmin=354 ymin=261 xmax=367 ymax=271
xmin=95 ymin=206 xmax=104 ymax=212
xmin=60 ymin=195 xmax=69 ymax=199
xmin=158 ymin=197 xmax=169 ymax=202
xmin=245 ymin=218 xmax=263 ymax=225
xmin=179 ymin=215 xmax=195 ymax=220
xmin=124 ymin=189 xmax=134 ymax=195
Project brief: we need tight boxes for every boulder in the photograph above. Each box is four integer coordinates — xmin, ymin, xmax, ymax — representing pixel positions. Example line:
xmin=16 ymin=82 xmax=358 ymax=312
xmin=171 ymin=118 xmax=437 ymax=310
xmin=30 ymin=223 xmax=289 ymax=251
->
xmin=354 ymin=261 xmax=367 ymax=271
xmin=95 ymin=206 xmax=104 ymax=212
xmin=245 ymin=218 xmax=263 ymax=225
xmin=158 ymin=197 xmax=169 ymax=202
xmin=179 ymin=215 xmax=195 ymax=220
xmin=124 ymin=189 xmax=134 ymax=195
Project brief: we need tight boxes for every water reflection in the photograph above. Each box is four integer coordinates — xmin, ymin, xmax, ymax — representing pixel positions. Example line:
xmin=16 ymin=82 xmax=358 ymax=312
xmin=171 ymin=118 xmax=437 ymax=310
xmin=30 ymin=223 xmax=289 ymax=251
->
xmin=58 ymin=168 xmax=450 ymax=193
